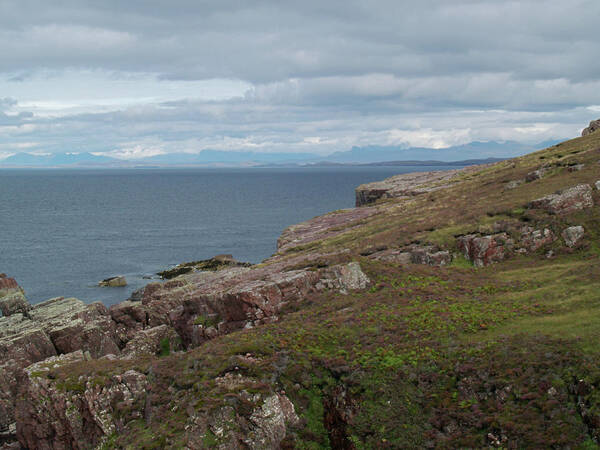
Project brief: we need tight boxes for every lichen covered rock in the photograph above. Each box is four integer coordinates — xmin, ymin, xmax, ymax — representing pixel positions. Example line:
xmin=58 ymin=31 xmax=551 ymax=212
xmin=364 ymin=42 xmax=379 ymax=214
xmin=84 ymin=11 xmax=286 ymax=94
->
xmin=457 ymin=233 xmax=513 ymax=267
xmin=562 ymin=226 xmax=585 ymax=248
xmin=528 ymin=184 xmax=594 ymax=215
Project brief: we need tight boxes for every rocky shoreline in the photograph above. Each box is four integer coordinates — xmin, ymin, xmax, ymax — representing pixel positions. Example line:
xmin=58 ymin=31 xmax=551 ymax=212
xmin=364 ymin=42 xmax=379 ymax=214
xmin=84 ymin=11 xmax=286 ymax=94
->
xmin=1 ymin=129 xmax=600 ymax=448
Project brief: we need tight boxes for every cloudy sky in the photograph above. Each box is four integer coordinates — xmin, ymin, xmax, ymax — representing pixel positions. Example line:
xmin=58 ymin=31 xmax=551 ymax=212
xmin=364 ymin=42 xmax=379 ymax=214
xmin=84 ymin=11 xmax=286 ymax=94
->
xmin=1 ymin=0 xmax=599 ymax=159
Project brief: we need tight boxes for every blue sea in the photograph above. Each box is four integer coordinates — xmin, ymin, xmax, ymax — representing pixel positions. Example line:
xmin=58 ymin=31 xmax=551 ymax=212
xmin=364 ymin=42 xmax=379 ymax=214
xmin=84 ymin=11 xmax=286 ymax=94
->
xmin=0 ymin=167 xmax=459 ymax=306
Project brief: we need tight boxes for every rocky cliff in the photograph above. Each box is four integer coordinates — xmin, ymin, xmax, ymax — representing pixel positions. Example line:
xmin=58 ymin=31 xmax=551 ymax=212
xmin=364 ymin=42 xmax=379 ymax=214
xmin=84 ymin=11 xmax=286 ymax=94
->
xmin=2 ymin=123 xmax=600 ymax=448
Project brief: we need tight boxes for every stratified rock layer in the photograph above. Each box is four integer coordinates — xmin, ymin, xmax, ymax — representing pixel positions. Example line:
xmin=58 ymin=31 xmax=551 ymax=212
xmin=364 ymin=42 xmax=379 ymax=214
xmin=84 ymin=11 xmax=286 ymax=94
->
xmin=355 ymin=169 xmax=462 ymax=206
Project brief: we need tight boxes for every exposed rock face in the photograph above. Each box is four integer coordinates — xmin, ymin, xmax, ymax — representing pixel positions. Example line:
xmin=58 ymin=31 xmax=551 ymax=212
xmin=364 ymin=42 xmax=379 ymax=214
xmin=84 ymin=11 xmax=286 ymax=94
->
xmin=457 ymin=233 xmax=514 ymax=267
xmin=99 ymin=276 xmax=127 ymax=287
xmin=528 ymin=184 xmax=594 ymax=215
xmin=277 ymin=207 xmax=378 ymax=253
xmin=0 ymin=285 xmax=123 ymax=442
xmin=355 ymin=169 xmax=463 ymax=206
xmin=17 ymin=354 xmax=147 ymax=450
xmin=185 ymin=391 xmax=299 ymax=449
xmin=122 ymin=324 xmax=182 ymax=358
xmin=582 ymin=119 xmax=600 ymax=136
xmin=28 ymin=297 xmax=120 ymax=358
xmin=562 ymin=226 xmax=585 ymax=248
xmin=520 ymin=227 xmax=555 ymax=252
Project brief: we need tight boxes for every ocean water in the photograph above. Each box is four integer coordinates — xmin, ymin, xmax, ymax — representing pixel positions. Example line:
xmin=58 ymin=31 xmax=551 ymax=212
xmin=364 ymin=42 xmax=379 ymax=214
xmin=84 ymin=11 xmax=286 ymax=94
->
xmin=0 ymin=167 xmax=459 ymax=306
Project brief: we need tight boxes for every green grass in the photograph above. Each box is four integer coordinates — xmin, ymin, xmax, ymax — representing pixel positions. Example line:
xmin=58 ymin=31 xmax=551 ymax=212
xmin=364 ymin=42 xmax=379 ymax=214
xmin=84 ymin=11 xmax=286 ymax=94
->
xmin=39 ymin=132 xmax=600 ymax=448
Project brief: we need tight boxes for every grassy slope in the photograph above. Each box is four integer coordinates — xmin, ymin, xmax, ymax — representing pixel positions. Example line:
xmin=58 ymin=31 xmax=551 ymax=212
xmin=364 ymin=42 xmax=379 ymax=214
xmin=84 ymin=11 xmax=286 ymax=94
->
xmin=58 ymin=132 xmax=600 ymax=448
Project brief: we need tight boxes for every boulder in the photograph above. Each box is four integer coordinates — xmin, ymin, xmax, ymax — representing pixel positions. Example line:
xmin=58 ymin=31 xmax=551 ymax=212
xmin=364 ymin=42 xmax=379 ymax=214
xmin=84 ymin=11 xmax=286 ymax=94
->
xmin=317 ymin=262 xmax=371 ymax=293
xmin=457 ymin=233 xmax=513 ymax=267
xmin=562 ymin=226 xmax=585 ymax=248
xmin=98 ymin=276 xmax=127 ymax=287
xmin=525 ymin=168 xmax=549 ymax=182
xmin=595 ymin=180 xmax=600 ymax=190
xmin=582 ymin=119 xmax=600 ymax=136
xmin=505 ymin=179 xmax=524 ymax=190
xmin=157 ymin=255 xmax=251 ymax=279
xmin=528 ymin=184 xmax=594 ymax=215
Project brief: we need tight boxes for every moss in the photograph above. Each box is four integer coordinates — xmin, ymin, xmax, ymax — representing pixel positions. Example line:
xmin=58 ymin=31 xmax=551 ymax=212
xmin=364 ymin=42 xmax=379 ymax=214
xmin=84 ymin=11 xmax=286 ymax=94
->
xmin=193 ymin=314 xmax=220 ymax=328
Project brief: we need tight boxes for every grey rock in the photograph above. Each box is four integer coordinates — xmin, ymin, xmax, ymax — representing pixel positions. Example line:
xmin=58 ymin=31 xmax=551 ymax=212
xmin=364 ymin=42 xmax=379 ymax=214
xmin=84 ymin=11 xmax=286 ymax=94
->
xmin=582 ymin=119 xmax=600 ymax=136
xmin=567 ymin=164 xmax=585 ymax=172
xmin=98 ymin=276 xmax=127 ymax=287
xmin=506 ymin=179 xmax=524 ymax=190
xmin=562 ymin=226 xmax=585 ymax=248
xmin=526 ymin=168 xmax=549 ymax=182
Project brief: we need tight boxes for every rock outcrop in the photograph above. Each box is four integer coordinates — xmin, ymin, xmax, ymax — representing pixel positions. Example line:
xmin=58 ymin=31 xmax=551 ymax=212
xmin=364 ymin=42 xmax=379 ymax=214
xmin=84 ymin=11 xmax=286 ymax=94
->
xmin=355 ymin=169 xmax=463 ymax=206
xmin=99 ymin=276 xmax=127 ymax=287
xmin=526 ymin=167 xmax=549 ymax=182
xmin=17 ymin=354 xmax=147 ymax=450
xmin=277 ymin=207 xmax=378 ymax=253
xmin=519 ymin=227 xmax=555 ymax=252
xmin=158 ymin=254 xmax=251 ymax=279
xmin=370 ymin=245 xmax=452 ymax=267
xmin=582 ymin=118 xmax=600 ymax=136
xmin=457 ymin=233 xmax=513 ymax=267
xmin=528 ymin=184 xmax=594 ymax=215
xmin=0 ymin=275 xmax=30 ymax=317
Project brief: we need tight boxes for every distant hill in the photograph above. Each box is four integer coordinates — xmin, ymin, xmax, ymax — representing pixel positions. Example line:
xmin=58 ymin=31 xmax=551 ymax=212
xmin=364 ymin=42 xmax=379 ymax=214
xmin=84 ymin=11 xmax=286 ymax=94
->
xmin=0 ymin=140 xmax=561 ymax=167
xmin=322 ymin=140 xmax=560 ymax=164
xmin=1 ymin=152 xmax=116 ymax=166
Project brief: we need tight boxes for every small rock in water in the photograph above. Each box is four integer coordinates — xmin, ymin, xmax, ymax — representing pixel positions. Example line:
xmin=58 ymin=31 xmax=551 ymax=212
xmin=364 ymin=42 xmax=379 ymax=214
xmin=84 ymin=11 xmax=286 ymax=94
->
xmin=98 ymin=276 xmax=127 ymax=287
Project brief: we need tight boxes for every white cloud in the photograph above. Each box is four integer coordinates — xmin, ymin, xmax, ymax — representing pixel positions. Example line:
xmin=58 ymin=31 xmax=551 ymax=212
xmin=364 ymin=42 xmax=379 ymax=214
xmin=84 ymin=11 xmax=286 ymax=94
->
xmin=0 ymin=1 xmax=599 ymax=158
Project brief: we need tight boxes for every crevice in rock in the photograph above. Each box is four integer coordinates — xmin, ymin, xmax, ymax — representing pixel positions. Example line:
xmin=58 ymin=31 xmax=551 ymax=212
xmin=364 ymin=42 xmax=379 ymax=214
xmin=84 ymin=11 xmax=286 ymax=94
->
xmin=322 ymin=384 xmax=356 ymax=450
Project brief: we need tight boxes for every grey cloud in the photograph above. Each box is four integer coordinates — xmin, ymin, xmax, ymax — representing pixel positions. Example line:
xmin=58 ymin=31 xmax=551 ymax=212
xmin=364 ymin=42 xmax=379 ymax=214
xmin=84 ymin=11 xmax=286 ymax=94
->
xmin=1 ymin=1 xmax=599 ymax=158
xmin=0 ymin=0 xmax=599 ymax=84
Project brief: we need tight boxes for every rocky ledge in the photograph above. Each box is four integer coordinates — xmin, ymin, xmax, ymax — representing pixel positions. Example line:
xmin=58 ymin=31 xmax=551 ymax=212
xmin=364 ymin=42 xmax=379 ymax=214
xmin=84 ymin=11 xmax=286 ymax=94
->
xmin=0 ymin=255 xmax=371 ymax=448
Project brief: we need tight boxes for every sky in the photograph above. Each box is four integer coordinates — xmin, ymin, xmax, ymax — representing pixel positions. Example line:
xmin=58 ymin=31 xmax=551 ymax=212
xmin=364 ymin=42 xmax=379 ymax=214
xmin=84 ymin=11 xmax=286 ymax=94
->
xmin=1 ymin=0 xmax=600 ymax=159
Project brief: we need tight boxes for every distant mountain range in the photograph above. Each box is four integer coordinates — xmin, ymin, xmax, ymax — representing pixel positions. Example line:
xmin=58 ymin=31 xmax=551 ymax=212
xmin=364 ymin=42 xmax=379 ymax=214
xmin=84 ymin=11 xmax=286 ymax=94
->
xmin=0 ymin=140 xmax=561 ymax=168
